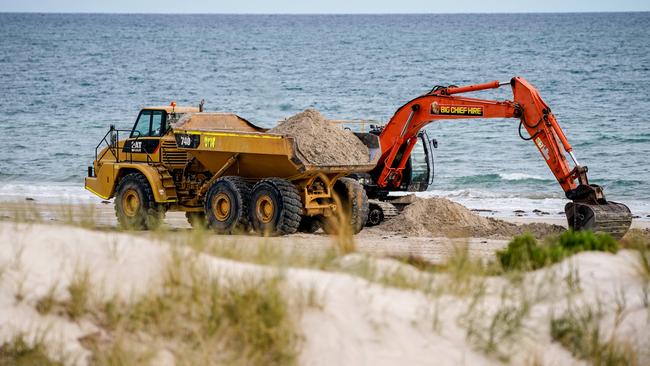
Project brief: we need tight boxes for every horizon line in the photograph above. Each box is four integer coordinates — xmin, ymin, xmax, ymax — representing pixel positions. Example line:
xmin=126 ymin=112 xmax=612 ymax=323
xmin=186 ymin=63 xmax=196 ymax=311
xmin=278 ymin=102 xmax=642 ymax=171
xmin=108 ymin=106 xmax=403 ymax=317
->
xmin=1 ymin=10 xmax=649 ymax=15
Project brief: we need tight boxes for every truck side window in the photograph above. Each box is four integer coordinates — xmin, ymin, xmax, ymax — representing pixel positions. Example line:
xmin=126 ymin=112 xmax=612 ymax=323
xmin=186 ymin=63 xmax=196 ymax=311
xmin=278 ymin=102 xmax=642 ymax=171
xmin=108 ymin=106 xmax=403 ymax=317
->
xmin=132 ymin=111 xmax=151 ymax=137
xmin=151 ymin=111 xmax=164 ymax=136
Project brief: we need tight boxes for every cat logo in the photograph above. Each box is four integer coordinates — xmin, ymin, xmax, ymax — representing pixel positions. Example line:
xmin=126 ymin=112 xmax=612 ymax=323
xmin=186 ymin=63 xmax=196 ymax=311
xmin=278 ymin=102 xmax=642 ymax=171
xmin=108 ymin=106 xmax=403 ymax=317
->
xmin=131 ymin=141 xmax=142 ymax=152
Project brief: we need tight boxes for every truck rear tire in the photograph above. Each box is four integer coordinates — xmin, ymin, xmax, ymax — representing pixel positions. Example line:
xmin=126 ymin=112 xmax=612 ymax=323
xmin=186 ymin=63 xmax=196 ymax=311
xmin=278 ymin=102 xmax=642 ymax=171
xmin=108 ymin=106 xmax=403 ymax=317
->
xmin=324 ymin=177 xmax=369 ymax=234
xmin=114 ymin=172 xmax=165 ymax=230
xmin=249 ymin=178 xmax=302 ymax=236
xmin=204 ymin=176 xmax=251 ymax=234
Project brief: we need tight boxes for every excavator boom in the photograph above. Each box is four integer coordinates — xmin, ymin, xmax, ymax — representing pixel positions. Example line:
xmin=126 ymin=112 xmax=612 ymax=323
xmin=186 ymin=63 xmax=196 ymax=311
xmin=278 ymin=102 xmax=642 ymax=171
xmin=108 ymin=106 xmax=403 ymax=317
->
xmin=372 ymin=77 xmax=632 ymax=238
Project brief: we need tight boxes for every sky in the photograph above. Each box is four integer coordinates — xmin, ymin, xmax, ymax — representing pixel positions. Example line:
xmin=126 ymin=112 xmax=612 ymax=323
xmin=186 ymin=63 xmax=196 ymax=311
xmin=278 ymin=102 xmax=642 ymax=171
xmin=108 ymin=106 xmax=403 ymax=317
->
xmin=1 ymin=0 xmax=648 ymax=14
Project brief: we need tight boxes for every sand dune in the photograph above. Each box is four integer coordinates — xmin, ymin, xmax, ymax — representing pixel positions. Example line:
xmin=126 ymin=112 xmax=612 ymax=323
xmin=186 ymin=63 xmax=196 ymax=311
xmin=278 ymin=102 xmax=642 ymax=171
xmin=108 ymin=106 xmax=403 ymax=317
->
xmin=1 ymin=221 xmax=648 ymax=365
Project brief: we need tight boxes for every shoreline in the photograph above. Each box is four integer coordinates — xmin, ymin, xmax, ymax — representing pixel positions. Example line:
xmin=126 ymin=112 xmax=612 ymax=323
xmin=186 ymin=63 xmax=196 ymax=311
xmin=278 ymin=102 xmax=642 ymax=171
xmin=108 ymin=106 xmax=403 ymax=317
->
xmin=1 ymin=198 xmax=648 ymax=232
xmin=0 ymin=196 xmax=650 ymax=229
xmin=2 ymin=181 xmax=650 ymax=221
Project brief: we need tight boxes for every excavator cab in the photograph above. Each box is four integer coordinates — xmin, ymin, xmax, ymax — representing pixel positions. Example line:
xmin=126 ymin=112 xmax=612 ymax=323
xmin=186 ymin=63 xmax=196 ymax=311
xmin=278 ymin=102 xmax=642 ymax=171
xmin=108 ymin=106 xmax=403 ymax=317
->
xmin=358 ymin=124 xmax=437 ymax=198
xmin=404 ymin=130 xmax=436 ymax=192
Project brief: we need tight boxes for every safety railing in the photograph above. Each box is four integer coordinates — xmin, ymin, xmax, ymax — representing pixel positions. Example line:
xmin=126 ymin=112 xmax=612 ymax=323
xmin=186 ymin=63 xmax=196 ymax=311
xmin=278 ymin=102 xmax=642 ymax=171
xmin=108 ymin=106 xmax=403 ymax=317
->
xmin=94 ymin=126 xmax=160 ymax=166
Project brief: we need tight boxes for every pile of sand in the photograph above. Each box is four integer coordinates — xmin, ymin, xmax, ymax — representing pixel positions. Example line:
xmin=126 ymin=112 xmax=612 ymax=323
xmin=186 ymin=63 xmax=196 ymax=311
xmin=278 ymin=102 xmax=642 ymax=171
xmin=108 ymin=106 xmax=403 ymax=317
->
xmin=171 ymin=113 xmax=264 ymax=133
xmin=380 ymin=197 xmax=565 ymax=238
xmin=269 ymin=109 xmax=370 ymax=166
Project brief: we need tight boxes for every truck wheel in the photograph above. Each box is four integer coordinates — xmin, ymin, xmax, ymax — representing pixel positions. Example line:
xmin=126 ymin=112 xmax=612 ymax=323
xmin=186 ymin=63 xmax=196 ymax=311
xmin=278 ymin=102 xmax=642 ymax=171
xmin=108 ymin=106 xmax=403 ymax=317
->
xmin=327 ymin=177 xmax=369 ymax=234
xmin=204 ymin=176 xmax=251 ymax=234
xmin=185 ymin=211 xmax=207 ymax=229
xmin=298 ymin=216 xmax=321 ymax=233
xmin=249 ymin=178 xmax=302 ymax=236
xmin=114 ymin=172 xmax=165 ymax=230
xmin=366 ymin=203 xmax=384 ymax=227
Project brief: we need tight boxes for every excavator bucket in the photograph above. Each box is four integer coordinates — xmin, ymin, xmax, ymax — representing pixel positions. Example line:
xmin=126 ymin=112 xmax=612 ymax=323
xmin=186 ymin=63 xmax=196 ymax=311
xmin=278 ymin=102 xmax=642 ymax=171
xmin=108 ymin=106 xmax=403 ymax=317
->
xmin=565 ymin=201 xmax=632 ymax=240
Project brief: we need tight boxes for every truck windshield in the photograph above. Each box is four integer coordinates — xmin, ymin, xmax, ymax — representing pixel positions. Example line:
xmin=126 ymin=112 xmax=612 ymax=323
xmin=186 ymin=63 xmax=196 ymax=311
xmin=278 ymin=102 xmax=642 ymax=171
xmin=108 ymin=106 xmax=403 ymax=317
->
xmin=131 ymin=110 xmax=165 ymax=137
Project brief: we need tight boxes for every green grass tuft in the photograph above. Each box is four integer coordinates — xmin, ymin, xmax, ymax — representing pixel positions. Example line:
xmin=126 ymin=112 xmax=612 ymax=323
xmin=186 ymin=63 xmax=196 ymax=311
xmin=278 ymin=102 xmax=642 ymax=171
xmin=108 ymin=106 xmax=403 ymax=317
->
xmin=558 ymin=230 xmax=618 ymax=253
xmin=498 ymin=231 xmax=619 ymax=271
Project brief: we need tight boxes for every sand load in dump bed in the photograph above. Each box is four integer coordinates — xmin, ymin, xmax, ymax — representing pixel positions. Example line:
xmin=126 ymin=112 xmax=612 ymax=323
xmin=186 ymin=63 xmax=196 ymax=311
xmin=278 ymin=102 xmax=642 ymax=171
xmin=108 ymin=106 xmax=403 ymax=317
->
xmin=269 ymin=109 xmax=370 ymax=166
xmin=171 ymin=110 xmax=379 ymax=179
xmin=380 ymin=197 xmax=565 ymax=239
xmin=172 ymin=112 xmax=267 ymax=133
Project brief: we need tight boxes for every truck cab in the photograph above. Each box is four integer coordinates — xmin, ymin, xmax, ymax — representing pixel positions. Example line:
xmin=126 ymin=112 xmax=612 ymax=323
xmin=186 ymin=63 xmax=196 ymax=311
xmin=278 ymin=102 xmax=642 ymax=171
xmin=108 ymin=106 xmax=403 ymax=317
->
xmin=122 ymin=105 xmax=199 ymax=155
xmin=84 ymin=104 xmax=200 ymax=203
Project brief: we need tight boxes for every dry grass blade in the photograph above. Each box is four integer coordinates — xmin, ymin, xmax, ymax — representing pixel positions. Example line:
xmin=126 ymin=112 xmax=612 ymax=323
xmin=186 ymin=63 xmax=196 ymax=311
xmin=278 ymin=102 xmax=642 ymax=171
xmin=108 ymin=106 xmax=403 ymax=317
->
xmin=550 ymin=302 xmax=637 ymax=366
xmin=89 ymin=251 xmax=302 ymax=365
xmin=65 ymin=266 xmax=92 ymax=319
xmin=0 ymin=332 xmax=63 ymax=366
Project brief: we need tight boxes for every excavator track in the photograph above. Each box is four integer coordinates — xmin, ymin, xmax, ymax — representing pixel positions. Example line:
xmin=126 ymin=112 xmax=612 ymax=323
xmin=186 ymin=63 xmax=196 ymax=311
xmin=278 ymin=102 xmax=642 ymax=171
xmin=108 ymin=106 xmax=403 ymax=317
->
xmin=565 ymin=201 xmax=632 ymax=240
xmin=367 ymin=199 xmax=399 ymax=226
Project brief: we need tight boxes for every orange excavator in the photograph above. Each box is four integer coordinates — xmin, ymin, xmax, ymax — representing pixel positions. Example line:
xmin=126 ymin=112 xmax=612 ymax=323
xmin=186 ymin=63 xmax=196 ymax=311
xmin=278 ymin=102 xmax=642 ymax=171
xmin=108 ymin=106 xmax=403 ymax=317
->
xmin=358 ymin=76 xmax=632 ymax=238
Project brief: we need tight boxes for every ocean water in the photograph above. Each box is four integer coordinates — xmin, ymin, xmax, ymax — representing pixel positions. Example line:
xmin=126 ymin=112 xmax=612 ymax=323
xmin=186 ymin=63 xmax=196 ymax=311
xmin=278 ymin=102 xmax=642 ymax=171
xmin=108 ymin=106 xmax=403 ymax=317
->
xmin=1 ymin=13 xmax=649 ymax=218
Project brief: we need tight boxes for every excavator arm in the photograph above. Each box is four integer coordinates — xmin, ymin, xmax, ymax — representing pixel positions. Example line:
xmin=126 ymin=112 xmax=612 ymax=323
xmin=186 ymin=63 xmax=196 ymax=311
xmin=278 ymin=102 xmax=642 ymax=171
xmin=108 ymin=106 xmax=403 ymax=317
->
xmin=372 ymin=77 xmax=631 ymax=238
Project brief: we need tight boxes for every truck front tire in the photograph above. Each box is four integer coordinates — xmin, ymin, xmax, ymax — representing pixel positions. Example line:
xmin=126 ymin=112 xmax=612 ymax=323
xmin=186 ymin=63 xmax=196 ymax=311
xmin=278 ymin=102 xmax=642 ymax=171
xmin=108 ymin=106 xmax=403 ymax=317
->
xmin=114 ymin=172 xmax=165 ymax=230
xmin=204 ymin=176 xmax=251 ymax=234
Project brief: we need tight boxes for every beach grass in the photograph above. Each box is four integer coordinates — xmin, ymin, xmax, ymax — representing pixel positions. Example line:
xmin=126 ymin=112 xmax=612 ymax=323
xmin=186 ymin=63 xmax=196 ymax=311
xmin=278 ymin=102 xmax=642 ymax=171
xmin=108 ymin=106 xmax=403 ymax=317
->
xmin=0 ymin=333 xmax=64 ymax=366
xmin=550 ymin=302 xmax=636 ymax=366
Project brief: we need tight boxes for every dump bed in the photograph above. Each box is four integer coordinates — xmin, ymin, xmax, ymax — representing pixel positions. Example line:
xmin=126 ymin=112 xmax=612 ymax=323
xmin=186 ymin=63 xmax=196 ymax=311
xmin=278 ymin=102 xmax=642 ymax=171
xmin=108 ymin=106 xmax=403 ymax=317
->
xmin=171 ymin=113 xmax=380 ymax=180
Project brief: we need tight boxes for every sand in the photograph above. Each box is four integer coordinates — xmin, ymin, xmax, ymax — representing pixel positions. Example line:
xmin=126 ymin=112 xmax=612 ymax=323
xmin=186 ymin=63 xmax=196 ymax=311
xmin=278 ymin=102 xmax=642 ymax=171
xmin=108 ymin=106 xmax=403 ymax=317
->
xmin=1 ymin=221 xmax=648 ymax=365
xmin=380 ymin=197 xmax=565 ymax=239
xmin=269 ymin=109 xmax=370 ymax=166
xmin=626 ymin=228 xmax=650 ymax=241
xmin=171 ymin=113 xmax=264 ymax=133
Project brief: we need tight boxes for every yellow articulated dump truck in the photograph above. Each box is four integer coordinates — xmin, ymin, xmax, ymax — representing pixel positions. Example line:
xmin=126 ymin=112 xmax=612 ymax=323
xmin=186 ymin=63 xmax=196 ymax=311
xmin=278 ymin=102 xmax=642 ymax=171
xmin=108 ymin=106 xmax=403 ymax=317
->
xmin=85 ymin=103 xmax=379 ymax=235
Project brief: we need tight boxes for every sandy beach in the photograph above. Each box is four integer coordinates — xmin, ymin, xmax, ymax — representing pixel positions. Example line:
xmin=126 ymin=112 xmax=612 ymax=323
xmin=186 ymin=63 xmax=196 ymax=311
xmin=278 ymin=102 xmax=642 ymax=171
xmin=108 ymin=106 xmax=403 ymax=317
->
xmin=1 ymin=199 xmax=646 ymax=261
